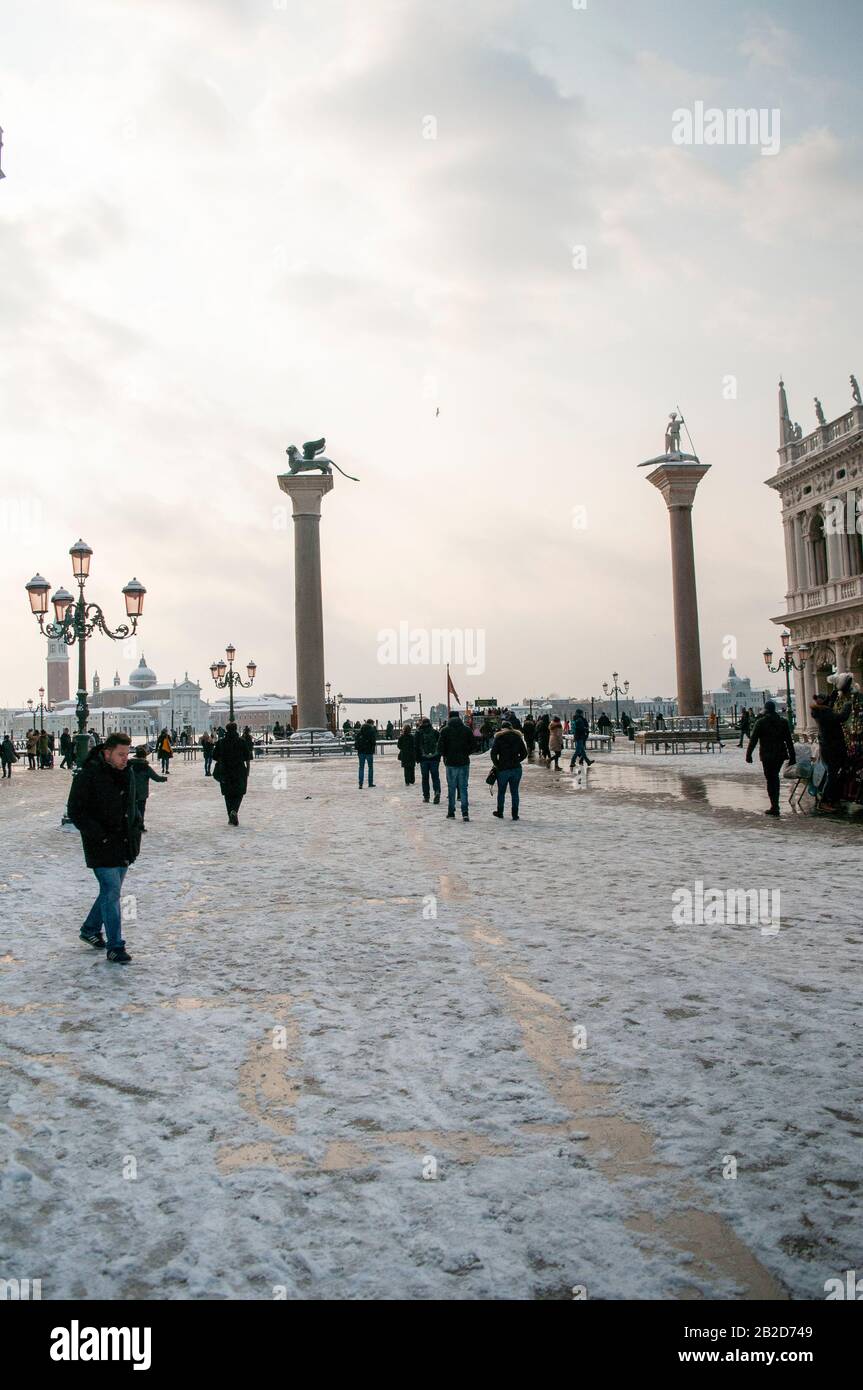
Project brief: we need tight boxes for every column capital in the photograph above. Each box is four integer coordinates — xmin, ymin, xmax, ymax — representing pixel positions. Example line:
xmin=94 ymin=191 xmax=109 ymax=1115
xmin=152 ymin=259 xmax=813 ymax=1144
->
xmin=644 ymin=460 xmax=711 ymax=509
xmin=277 ymin=472 xmax=335 ymax=517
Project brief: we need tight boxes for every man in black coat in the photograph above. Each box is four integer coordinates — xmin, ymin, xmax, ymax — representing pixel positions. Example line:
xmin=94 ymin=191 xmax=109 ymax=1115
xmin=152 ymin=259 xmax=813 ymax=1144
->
xmin=59 ymin=728 xmax=75 ymax=769
xmin=746 ymin=701 xmax=795 ymax=816
xmin=490 ymin=720 xmax=527 ymax=820
xmin=522 ymin=716 xmax=536 ymax=755
xmin=213 ymin=721 xmax=249 ymax=825
xmin=354 ymin=719 xmax=377 ymax=788
xmin=437 ymin=711 xmax=474 ymax=820
xmin=67 ymin=731 xmax=141 ymax=963
xmin=413 ymin=718 xmax=441 ymax=803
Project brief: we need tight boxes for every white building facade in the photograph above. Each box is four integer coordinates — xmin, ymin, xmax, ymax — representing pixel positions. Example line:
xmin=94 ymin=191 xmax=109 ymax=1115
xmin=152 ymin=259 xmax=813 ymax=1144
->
xmin=767 ymin=380 xmax=863 ymax=730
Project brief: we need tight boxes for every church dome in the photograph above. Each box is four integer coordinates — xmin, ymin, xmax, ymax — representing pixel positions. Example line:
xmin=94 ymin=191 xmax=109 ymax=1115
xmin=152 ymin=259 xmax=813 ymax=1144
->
xmin=129 ymin=655 xmax=158 ymax=688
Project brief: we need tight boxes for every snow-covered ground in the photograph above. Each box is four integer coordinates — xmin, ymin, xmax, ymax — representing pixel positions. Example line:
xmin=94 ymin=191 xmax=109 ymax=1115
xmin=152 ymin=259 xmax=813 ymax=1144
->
xmin=0 ymin=749 xmax=860 ymax=1300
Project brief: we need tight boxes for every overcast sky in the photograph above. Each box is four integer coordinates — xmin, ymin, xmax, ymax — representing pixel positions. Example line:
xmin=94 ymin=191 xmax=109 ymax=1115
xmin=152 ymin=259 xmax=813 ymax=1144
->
xmin=1 ymin=0 xmax=861 ymax=710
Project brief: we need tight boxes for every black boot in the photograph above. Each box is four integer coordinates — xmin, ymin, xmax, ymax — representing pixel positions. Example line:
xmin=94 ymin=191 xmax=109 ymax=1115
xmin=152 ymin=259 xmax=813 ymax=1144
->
xmin=106 ymin=947 xmax=132 ymax=964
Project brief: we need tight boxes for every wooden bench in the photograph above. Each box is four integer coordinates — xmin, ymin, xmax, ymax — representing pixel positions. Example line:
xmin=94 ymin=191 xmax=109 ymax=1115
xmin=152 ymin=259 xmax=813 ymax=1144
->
xmin=634 ymin=730 xmax=722 ymax=755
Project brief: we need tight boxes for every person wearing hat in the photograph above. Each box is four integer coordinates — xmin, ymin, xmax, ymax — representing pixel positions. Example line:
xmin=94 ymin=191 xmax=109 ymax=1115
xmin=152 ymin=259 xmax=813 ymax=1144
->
xmin=130 ymin=745 xmax=167 ymax=830
xmin=810 ymin=693 xmax=851 ymax=812
xmin=745 ymin=700 xmax=795 ymax=816
xmin=490 ymin=720 xmax=527 ymax=820
xmin=569 ymin=708 xmax=593 ymax=770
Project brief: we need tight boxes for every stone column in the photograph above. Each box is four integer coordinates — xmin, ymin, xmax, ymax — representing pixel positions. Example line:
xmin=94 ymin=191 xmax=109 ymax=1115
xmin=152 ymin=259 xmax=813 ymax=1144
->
xmin=782 ymin=516 xmax=798 ymax=596
xmin=793 ymin=513 xmax=809 ymax=592
xmin=277 ymin=472 xmax=334 ymax=733
xmin=645 ymin=460 xmax=711 ymax=717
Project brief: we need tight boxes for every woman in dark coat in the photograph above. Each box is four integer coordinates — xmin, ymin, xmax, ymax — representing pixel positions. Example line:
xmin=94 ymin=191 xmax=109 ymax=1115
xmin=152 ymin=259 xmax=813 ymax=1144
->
xmin=811 ymin=695 xmax=851 ymax=811
xmin=130 ymin=746 xmax=167 ymax=828
xmin=213 ymin=721 xmax=249 ymax=825
xmin=1 ymin=735 xmax=18 ymax=778
xmin=397 ymin=724 xmax=417 ymax=785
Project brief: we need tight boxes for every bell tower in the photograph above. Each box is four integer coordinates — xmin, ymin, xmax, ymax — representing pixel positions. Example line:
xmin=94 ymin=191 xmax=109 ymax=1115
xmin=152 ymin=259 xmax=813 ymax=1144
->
xmin=46 ymin=635 xmax=70 ymax=705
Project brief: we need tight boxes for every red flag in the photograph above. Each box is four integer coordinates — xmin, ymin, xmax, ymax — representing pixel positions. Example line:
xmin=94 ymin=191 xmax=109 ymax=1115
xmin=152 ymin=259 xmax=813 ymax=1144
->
xmin=447 ymin=666 xmax=460 ymax=706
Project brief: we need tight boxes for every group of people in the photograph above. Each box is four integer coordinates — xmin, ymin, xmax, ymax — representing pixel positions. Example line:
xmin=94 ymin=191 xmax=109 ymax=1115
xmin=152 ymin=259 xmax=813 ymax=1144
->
xmin=745 ymin=673 xmax=863 ymax=815
xmin=354 ymin=711 xmax=529 ymax=821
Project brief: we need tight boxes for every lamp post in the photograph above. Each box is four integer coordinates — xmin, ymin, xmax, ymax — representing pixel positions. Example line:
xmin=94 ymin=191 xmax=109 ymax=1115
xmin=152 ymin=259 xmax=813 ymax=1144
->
xmin=602 ymin=671 xmax=629 ymax=729
xmin=210 ymin=644 xmax=256 ymax=723
xmin=325 ymin=681 xmax=332 ymax=733
xmin=25 ymin=540 xmax=145 ymax=771
xmin=763 ymin=632 xmax=808 ymax=736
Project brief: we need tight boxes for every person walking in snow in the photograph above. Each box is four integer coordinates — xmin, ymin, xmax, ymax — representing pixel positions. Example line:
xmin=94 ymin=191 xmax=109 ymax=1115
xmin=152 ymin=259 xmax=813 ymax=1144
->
xmin=548 ymin=716 xmax=564 ymax=770
xmin=490 ymin=719 xmax=527 ymax=820
xmin=397 ymin=723 xmax=417 ymax=785
xmin=738 ymin=707 xmax=752 ymax=748
xmin=413 ymin=717 xmax=441 ymax=803
xmin=68 ymin=731 xmax=142 ymax=964
xmin=1 ymin=734 xmax=18 ymax=778
xmin=130 ymin=746 xmax=167 ymax=831
xmin=355 ymin=718 xmax=377 ymax=788
xmin=745 ymin=700 xmax=795 ymax=817
xmin=437 ymin=710 xmax=474 ymax=821
xmin=569 ymin=708 xmax=593 ymax=769
xmin=522 ymin=715 xmax=536 ymax=756
xmin=212 ymin=721 xmax=249 ymax=826
xmin=157 ymin=729 xmax=173 ymax=775
xmin=201 ymin=730 xmax=214 ymax=777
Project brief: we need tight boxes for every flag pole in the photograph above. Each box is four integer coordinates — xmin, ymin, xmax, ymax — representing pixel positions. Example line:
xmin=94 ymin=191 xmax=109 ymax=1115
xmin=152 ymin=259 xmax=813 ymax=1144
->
xmin=446 ymin=664 xmax=451 ymax=716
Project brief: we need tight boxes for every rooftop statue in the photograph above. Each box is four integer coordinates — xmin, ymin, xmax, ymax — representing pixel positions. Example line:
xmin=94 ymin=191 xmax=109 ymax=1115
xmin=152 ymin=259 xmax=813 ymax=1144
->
xmin=285 ymin=438 xmax=359 ymax=481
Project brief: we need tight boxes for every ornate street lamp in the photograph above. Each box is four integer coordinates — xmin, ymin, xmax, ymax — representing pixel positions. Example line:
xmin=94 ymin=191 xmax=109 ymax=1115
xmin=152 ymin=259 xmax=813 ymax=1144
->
xmin=211 ymin=644 xmax=256 ymax=722
xmin=602 ymin=671 xmax=629 ymax=728
xmin=764 ymin=633 xmax=808 ymax=735
xmin=25 ymin=539 xmax=145 ymax=771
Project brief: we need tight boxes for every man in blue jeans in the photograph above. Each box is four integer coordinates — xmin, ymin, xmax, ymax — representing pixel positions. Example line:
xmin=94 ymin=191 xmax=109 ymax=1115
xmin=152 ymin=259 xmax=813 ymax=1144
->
xmin=437 ymin=710 xmax=474 ymax=821
xmin=68 ymin=731 xmax=142 ymax=964
xmin=354 ymin=718 xmax=377 ymax=788
xmin=490 ymin=720 xmax=527 ymax=820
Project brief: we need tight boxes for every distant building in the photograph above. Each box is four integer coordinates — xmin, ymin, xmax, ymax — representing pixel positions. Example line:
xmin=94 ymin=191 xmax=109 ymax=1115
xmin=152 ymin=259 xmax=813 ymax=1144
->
xmin=703 ymin=665 xmax=780 ymax=717
xmin=208 ymin=693 xmax=294 ymax=732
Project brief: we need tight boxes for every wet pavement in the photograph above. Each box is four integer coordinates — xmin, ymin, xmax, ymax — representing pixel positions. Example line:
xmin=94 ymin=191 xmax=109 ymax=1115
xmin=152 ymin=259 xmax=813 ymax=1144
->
xmin=525 ymin=753 xmax=863 ymax=836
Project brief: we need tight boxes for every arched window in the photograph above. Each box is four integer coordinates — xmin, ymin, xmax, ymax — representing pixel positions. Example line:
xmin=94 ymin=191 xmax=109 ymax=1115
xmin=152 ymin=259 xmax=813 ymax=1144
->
xmin=809 ymin=512 xmax=828 ymax=586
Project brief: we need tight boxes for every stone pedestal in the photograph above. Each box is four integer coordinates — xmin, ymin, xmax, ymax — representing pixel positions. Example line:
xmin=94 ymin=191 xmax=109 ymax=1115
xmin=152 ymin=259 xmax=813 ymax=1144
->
xmin=277 ymin=472 xmax=334 ymax=735
xmin=643 ymin=458 xmax=711 ymax=717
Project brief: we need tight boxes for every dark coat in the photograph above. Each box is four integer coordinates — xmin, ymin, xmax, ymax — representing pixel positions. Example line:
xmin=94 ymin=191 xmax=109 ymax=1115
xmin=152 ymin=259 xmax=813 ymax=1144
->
xmin=746 ymin=712 xmax=795 ymax=766
xmin=67 ymin=747 xmax=141 ymax=869
xmin=572 ymin=714 xmax=589 ymax=741
xmin=397 ymin=732 xmax=417 ymax=764
xmin=1 ymin=737 xmax=17 ymax=764
xmin=60 ymin=732 xmax=74 ymax=756
xmin=522 ymin=718 xmax=536 ymax=744
xmin=355 ymin=724 xmax=377 ymax=754
xmin=811 ymin=703 xmax=850 ymax=764
xmin=130 ymin=760 xmax=168 ymax=802
xmin=437 ymin=717 xmax=474 ymax=767
xmin=414 ymin=723 xmax=439 ymax=760
xmin=241 ymin=732 xmax=254 ymax=761
xmin=213 ymin=729 xmax=249 ymax=796
xmin=490 ymin=729 xmax=527 ymax=771
xmin=739 ymin=710 xmax=752 ymax=735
